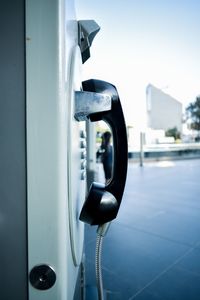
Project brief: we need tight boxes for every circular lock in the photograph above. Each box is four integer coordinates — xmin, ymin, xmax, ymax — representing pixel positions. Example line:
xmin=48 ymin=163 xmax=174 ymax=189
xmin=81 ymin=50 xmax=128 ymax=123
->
xmin=29 ymin=264 xmax=56 ymax=290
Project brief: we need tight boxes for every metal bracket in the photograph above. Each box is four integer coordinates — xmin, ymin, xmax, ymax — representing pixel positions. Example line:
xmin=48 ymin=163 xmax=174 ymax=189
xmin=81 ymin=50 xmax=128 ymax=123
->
xmin=78 ymin=20 xmax=100 ymax=63
xmin=74 ymin=91 xmax=111 ymax=121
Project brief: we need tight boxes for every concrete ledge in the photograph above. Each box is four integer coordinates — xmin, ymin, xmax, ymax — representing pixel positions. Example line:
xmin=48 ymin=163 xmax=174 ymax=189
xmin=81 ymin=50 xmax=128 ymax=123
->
xmin=128 ymin=143 xmax=200 ymax=161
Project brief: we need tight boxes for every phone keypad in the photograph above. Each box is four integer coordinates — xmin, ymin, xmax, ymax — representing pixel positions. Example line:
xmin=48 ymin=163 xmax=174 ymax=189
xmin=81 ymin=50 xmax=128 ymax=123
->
xmin=80 ymin=130 xmax=87 ymax=180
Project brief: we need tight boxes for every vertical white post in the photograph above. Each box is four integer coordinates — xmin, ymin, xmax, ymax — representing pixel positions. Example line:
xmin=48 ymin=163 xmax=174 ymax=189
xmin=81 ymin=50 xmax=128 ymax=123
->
xmin=86 ymin=121 xmax=96 ymax=190
xmin=140 ymin=132 xmax=144 ymax=167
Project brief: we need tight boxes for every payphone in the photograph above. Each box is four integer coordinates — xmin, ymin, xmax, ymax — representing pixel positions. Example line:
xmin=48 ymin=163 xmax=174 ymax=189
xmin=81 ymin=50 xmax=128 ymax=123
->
xmin=0 ymin=0 xmax=127 ymax=299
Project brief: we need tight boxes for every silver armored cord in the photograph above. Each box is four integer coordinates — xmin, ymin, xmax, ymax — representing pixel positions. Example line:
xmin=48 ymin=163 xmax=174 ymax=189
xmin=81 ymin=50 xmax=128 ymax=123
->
xmin=95 ymin=222 xmax=111 ymax=300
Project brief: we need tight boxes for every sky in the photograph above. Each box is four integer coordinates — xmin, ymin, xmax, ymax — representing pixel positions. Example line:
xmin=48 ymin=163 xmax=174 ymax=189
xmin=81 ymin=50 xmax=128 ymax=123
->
xmin=75 ymin=0 xmax=200 ymax=128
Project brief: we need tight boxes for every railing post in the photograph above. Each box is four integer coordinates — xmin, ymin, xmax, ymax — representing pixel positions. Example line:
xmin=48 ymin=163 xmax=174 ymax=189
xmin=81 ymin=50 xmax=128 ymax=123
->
xmin=140 ymin=132 xmax=144 ymax=167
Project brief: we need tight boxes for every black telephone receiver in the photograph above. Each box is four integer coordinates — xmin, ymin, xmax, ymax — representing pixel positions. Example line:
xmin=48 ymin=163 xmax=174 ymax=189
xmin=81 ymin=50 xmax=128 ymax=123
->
xmin=79 ymin=79 xmax=128 ymax=225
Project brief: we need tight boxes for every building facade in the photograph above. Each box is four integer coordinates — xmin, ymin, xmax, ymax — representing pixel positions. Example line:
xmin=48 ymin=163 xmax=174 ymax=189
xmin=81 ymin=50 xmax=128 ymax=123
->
xmin=146 ymin=84 xmax=183 ymax=133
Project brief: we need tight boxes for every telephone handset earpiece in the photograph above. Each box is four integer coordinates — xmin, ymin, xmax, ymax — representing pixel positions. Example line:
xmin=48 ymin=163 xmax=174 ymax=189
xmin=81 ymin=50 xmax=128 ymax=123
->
xmin=79 ymin=79 xmax=128 ymax=225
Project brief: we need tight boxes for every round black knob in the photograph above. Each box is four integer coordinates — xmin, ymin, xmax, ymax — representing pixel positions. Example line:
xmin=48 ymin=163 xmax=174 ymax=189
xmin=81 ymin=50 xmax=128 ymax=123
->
xmin=29 ymin=264 xmax=56 ymax=290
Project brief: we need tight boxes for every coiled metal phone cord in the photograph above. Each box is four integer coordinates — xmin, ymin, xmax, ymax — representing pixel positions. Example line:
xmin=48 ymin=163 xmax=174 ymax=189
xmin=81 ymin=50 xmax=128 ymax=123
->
xmin=95 ymin=222 xmax=111 ymax=300
xmin=95 ymin=234 xmax=104 ymax=300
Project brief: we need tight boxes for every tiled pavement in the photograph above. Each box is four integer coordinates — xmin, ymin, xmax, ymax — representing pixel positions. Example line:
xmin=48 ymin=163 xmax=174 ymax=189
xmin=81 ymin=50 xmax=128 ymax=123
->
xmin=84 ymin=159 xmax=200 ymax=300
